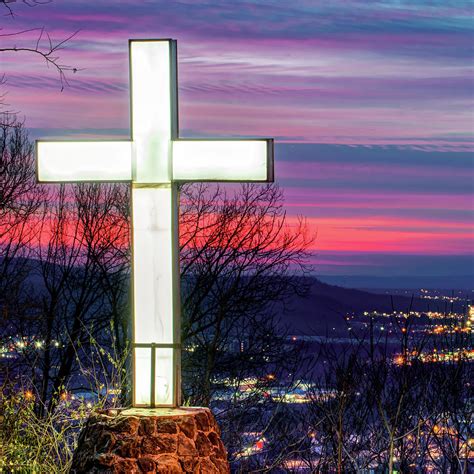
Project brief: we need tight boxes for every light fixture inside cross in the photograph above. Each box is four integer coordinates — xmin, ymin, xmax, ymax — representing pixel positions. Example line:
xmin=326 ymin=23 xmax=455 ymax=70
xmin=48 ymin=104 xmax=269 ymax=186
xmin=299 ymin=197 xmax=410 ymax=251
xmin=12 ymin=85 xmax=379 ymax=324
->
xmin=36 ymin=39 xmax=274 ymax=407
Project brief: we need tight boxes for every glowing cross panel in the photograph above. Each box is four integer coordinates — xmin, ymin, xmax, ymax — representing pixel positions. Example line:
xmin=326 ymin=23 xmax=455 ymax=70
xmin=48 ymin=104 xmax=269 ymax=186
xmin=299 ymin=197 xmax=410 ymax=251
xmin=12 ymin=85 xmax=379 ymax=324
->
xmin=36 ymin=39 xmax=274 ymax=407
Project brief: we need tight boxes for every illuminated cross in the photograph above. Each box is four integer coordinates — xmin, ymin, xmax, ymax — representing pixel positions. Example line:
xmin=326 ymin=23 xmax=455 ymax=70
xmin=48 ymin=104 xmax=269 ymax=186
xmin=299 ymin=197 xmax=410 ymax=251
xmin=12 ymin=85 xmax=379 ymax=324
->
xmin=36 ymin=39 xmax=274 ymax=407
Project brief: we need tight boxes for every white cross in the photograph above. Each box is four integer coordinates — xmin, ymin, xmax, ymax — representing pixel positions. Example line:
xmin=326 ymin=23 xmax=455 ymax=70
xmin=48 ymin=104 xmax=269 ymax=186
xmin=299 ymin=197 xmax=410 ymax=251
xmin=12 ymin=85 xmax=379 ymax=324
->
xmin=36 ymin=39 xmax=274 ymax=407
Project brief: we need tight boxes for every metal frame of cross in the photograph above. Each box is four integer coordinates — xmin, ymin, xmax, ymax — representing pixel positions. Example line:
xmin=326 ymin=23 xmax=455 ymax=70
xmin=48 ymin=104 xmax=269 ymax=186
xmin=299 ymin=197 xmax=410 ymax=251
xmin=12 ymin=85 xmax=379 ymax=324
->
xmin=36 ymin=39 xmax=274 ymax=408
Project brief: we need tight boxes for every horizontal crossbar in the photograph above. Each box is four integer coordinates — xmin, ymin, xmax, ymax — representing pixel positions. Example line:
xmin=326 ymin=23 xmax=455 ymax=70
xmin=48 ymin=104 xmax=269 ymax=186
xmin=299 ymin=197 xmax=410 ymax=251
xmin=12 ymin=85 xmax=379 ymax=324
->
xmin=133 ymin=343 xmax=181 ymax=349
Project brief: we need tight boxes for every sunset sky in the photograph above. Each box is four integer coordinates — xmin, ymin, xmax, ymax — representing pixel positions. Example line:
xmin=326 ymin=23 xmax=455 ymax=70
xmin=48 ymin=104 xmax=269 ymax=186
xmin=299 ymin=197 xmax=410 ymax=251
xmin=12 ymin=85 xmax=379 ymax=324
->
xmin=2 ymin=1 xmax=473 ymax=287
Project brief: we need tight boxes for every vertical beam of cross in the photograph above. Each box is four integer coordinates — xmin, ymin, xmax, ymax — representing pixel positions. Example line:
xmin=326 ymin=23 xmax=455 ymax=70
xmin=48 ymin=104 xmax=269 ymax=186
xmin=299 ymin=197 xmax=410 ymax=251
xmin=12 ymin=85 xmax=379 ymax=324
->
xmin=129 ymin=41 xmax=179 ymax=407
xmin=36 ymin=39 xmax=274 ymax=408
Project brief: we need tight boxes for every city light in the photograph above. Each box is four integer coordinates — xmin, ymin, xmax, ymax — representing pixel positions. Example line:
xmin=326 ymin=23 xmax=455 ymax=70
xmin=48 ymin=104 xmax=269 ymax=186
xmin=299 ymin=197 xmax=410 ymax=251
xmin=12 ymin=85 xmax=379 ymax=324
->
xmin=24 ymin=390 xmax=34 ymax=401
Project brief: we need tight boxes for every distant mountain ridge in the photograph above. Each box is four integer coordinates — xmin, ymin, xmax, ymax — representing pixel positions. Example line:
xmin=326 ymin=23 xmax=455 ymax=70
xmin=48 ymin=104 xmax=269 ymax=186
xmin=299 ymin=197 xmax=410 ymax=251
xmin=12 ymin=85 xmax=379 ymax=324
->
xmin=317 ymin=274 xmax=473 ymax=290
xmin=281 ymin=278 xmax=466 ymax=334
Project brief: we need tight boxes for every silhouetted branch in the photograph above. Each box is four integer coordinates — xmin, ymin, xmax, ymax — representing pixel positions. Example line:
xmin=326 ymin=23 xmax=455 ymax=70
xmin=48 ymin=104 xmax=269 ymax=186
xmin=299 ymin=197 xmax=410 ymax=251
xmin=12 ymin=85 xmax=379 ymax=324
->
xmin=0 ymin=29 xmax=81 ymax=91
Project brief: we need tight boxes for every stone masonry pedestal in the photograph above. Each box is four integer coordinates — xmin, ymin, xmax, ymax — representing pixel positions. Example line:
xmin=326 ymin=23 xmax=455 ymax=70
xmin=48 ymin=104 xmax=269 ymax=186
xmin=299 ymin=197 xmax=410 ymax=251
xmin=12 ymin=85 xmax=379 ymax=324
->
xmin=70 ymin=407 xmax=230 ymax=474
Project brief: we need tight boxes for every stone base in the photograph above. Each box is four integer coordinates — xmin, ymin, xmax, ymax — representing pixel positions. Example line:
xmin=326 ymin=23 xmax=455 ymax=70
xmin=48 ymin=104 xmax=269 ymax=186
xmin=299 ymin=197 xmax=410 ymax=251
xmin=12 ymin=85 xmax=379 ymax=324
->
xmin=70 ymin=407 xmax=230 ymax=474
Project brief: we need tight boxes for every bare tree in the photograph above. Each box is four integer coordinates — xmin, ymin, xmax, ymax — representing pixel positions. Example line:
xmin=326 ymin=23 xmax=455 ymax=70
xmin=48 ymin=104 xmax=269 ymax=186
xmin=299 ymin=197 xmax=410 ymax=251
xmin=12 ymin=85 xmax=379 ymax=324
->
xmin=427 ymin=328 xmax=473 ymax=473
xmin=0 ymin=115 xmax=44 ymax=330
xmin=305 ymin=339 xmax=373 ymax=473
xmin=179 ymin=182 xmax=313 ymax=470
xmin=180 ymin=183 xmax=312 ymax=404
xmin=25 ymin=183 xmax=129 ymax=415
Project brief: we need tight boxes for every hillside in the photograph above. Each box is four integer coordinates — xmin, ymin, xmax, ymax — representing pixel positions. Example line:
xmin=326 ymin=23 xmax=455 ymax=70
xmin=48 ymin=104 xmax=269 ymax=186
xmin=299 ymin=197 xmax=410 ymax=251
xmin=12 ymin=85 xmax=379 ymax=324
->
xmin=280 ymin=278 xmax=453 ymax=335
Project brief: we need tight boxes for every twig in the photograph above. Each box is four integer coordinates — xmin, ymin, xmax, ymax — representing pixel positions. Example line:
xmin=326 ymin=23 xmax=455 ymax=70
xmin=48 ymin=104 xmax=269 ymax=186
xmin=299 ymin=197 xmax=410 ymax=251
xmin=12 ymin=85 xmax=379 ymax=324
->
xmin=0 ymin=28 xmax=81 ymax=91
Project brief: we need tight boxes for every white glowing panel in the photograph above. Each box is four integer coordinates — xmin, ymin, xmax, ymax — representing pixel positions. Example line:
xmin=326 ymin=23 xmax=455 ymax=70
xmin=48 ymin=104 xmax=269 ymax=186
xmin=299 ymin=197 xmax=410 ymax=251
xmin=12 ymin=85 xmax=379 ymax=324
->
xmin=132 ymin=186 xmax=174 ymax=344
xmin=37 ymin=141 xmax=132 ymax=182
xmin=135 ymin=348 xmax=151 ymax=406
xmin=134 ymin=348 xmax=174 ymax=406
xmin=130 ymin=41 xmax=174 ymax=184
xmin=155 ymin=349 xmax=173 ymax=405
xmin=172 ymin=140 xmax=269 ymax=181
xmin=132 ymin=186 xmax=176 ymax=406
